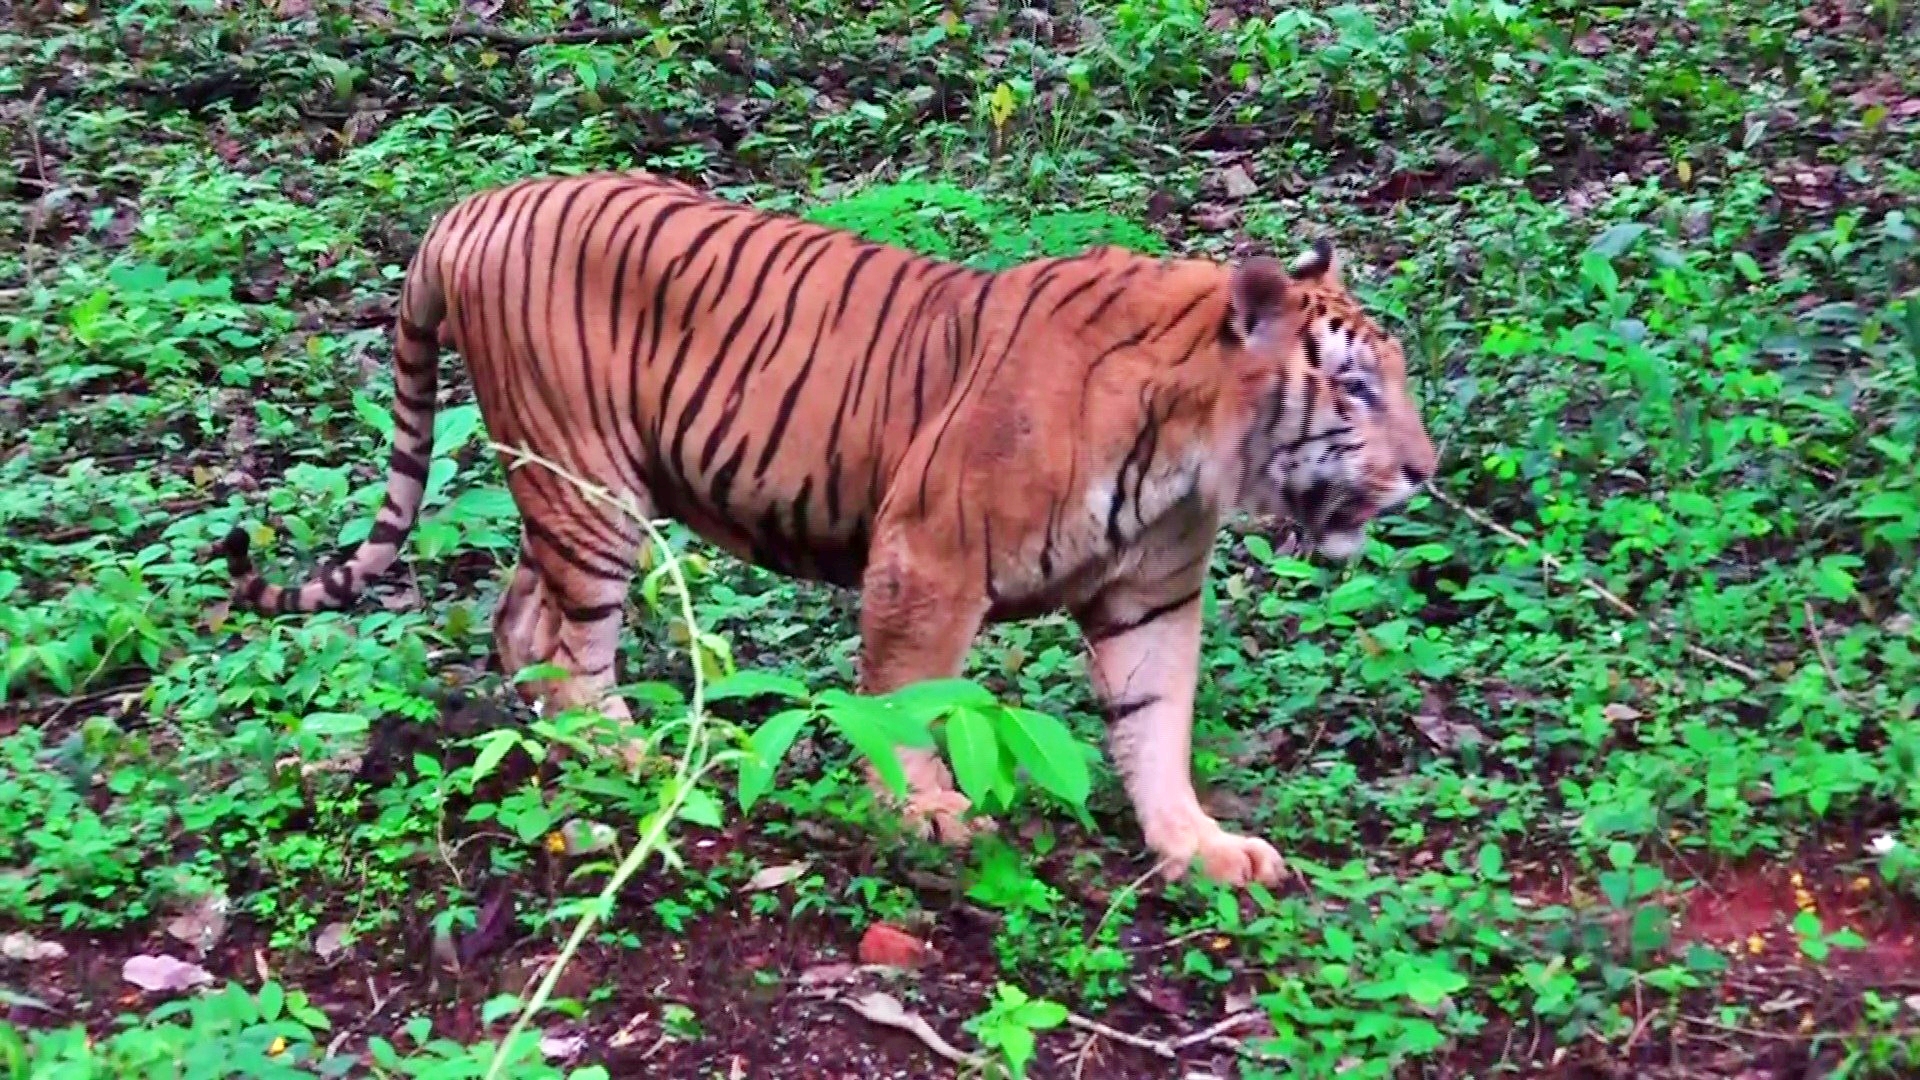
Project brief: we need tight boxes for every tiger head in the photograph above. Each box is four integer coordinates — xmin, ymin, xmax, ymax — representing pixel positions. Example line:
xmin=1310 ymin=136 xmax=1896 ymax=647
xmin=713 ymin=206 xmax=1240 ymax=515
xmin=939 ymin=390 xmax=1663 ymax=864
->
xmin=1217 ymin=241 xmax=1438 ymax=560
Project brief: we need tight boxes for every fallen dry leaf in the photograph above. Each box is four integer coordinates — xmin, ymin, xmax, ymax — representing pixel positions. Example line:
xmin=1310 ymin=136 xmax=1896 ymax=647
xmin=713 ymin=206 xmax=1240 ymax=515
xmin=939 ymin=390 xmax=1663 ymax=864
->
xmin=123 ymin=954 xmax=215 ymax=994
xmin=843 ymin=991 xmax=980 ymax=1068
xmin=797 ymin=962 xmax=859 ymax=987
xmin=1602 ymin=702 xmax=1643 ymax=723
xmin=313 ymin=922 xmax=351 ymax=962
xmin=539 ymin=1033 xmax=586 ymax=1060
xmin=1 ymin=931 xmax=67 ymax=962
xmin=744 ymin=861 xmax=810 ymax=892
xmin=1189 ymin=203 xmax=1240 ymax=232
xmin=1218 ymin=163 xmax=1259 ymax=200
xmin=165 ymin=891 xmax=230 ymax=955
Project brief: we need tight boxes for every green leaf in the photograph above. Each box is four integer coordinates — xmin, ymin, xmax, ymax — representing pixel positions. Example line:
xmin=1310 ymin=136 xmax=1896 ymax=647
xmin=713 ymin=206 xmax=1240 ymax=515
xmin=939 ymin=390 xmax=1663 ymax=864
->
xmin=944 ymin=705 xmax=1002 ymax=812
xmin=825 ymin=701 xmax=912 ymax=797
xmin=432 ymin=403 xmax=484 ymax=455
xmin=818 ymin=689 xmax=935 ymax=749
xmin=353 ymin=391 xmax=392 ymax=439
xmin=737 ymin=708 xmax=813 ymax=811
xmin=1827 ymin=927 xmax=1868 ymax=950
xmin=994 ymin=1025 xmax=1036 ymax=1078
xmin=470 ymin=729 xmax=520 ymax=784
xmin=875 ymin=678 xmax=997 ymax=723
xmin=1476 ymin=843 xmax=1504 ymax=880
xmin=1326 ymin=575 xmax=1379 ymax=614
xmin=678 ymin=784 xmax=723 ymax=829
xmin=1586 ymin=221 xmax=1649 ymax=261
xmin=512 ymin=662 xmax=570 ymax=685
xmin=706 ymin=670 xmax=811 ymax=704
xmin=1683 ymin=943 xmax=1729 ymax=974
xmin=1629 ymin=904 xmax=1672 ymax=954
xmin=301 ymin=712 xmax=370 ymax=738
xmin=1014 ymin=998 xmax=1067 ymax=1030
xmin=257 ymin=980 xmax=285 ymax=1023
xmin=992 ymin=708 xmax=1091 ymax=809
xmin=1854 ymin=490 xmax=1918 ymax=519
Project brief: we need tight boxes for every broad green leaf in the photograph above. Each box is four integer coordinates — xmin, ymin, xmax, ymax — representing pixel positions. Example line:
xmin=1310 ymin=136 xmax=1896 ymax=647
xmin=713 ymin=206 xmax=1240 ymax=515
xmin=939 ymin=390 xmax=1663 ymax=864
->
xmin=737 ymin=708 xmax=813 ymax=811
xmin=353 ymin=391 xmax=392 ymax=438
xmin=943 ymin=705 xmax=1002 ymax=812
xmin=678 ymin=785 xmax=723 ymax=829
xmin=875 ymin=678 xmax=996 ymax=723
xmin=706 ymin=669 xmax=809 ymax=704
xmin=992 ymin=708 xmax=1091 ymax=809
xmin=432 ymin=403 xmax=484 ymax=455
xmin=470 ymin=729 xmax=520 ymax=783
xmin=301 ymin=712 xmax=370 ymax=738
xmin=257 ymin=980 xmax=284 ymax=1023
xmin=1013 ymin=998 xmax=1066 ymax=1030
xmin=825 ymin=700 xmax=912 ymax=796
xmin=818 ymin=689 xmax=934 ymax=749
xmin=511 ymin=662 xmax=570 ymax=685
xmin=1586 ymin=221 xmax=1649 ymax=261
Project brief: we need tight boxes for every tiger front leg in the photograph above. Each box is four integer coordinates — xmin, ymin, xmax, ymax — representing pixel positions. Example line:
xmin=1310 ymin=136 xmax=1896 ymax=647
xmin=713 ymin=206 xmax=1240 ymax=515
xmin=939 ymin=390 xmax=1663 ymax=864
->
xmin=1076 ymin=567 xmax=1285 ymax=888
xmin=856 ymin=533 xmax=992 ymax=845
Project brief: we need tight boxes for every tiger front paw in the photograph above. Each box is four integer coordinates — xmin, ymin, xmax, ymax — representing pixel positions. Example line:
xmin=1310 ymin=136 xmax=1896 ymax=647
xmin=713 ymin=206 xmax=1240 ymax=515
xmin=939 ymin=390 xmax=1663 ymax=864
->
xmin=1144 ymin=811 xmax=1285 ymax=887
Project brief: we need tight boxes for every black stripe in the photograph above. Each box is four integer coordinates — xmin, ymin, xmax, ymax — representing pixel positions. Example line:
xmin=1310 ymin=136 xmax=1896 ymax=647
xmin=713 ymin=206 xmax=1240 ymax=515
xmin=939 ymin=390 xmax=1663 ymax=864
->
xmin=832 ymin=245 xmax=883 ymax=330
xmin=1105 ymin=696 xmax=1159 ymax=723
xmin=388 ymin=449 xmax=430 ymax=485
xmin=1047 ymin=270 xmax=1104 ymax=317
xmin=672 ymin=227 xmax=803 ymax=472
xmin=559 ymin=600 xmax=623 ymax=623
xmin=1084 ymin=589 xmax=1201 ymax=645
xmin=522 ymin=513 xmax=633 ymax=583
xmin=1146 ymin=290 xmax=1210 ymax=343
xmin=394 ymin=387 xmax=435 ymax=414
xmin=1079 ymin=266 xmax=1140 ymax=327
xmin=848 ymin=257 xmax=918 ymax=416
xmin=702 ymin=230 xmax=836 ymax=472
xmin=755 ymin=304 xmax=835 ymax=480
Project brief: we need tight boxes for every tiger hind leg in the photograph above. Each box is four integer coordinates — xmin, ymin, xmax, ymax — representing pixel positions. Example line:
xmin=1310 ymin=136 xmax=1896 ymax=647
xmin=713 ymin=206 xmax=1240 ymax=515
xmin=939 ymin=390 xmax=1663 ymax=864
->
xmin=491 ymin=547 xmax=562 ymax=704
xmin=496 ymin=483 xmax=648 ymax=768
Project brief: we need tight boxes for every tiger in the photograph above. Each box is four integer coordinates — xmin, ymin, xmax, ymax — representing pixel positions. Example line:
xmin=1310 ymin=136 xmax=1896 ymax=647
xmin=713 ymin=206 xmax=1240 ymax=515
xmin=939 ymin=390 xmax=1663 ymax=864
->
xmin=221 ymin=170 xmax=1438 ymax=888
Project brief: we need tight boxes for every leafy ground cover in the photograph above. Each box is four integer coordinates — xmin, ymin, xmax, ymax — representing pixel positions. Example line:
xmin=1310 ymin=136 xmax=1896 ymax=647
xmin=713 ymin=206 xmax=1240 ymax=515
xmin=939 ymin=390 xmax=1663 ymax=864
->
xmin=3 ymin=0 xmax=1919 ymax=1076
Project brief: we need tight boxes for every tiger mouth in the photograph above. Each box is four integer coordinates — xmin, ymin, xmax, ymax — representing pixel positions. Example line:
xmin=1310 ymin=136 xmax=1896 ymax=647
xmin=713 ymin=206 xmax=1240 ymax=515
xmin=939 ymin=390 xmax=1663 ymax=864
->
xmin=1314 ymin=497 xmax=1378 ymax=538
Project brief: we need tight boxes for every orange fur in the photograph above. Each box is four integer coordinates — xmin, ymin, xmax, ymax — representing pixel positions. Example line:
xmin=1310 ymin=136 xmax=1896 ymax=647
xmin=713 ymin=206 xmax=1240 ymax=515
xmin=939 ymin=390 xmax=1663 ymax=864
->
xmin=222 ymin=172 xmax=1438 ymax=885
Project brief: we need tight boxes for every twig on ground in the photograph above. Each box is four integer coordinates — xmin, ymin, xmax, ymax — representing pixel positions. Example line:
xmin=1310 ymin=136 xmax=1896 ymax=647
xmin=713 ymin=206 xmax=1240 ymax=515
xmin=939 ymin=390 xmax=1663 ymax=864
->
xmin=1427 ymin=485 xmax=1764 ymax=681
xmin=1062 ymin=1009 xmax=1263 ymax=1060
xmin=1683 ymin=1014 xmax=1920 ymax=1043
xmin=324 ymin=977 xmax=398 ymax=1059
xmin=839 ymin=991 xmax=982 ymax=1069
xmin=1801 ymin=600 xmax=1854 ymax=702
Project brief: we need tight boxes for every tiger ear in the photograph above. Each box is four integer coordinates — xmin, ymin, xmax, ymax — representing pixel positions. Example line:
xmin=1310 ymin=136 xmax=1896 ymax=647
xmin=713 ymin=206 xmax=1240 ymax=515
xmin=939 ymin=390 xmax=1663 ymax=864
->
xmin=1226 ymin=255 xmax=1290 ymax=347
xmin=1287 ymin=238 xmax=1341 ymax=284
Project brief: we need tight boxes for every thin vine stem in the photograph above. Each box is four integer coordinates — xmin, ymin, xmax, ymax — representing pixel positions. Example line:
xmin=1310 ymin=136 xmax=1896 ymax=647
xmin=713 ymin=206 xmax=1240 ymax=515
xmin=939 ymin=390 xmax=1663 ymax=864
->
xmin=482 ymin=443 xmax=738 ymax=1080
